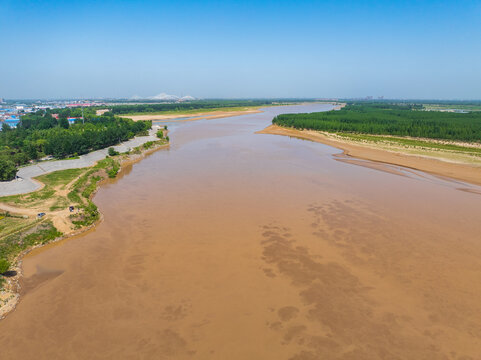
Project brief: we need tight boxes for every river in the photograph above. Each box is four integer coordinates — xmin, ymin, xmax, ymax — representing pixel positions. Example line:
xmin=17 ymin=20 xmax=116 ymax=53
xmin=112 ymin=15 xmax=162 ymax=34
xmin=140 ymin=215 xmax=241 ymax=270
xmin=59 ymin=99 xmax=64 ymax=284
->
xmin=1 ymin=104 xmax=481 ymax=359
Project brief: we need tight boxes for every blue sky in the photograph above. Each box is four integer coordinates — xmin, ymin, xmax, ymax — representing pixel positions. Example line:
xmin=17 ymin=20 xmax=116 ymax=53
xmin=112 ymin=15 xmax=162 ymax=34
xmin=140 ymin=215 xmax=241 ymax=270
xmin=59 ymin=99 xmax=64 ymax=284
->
xmin=1 ymin=0 xmax=480 ymax=99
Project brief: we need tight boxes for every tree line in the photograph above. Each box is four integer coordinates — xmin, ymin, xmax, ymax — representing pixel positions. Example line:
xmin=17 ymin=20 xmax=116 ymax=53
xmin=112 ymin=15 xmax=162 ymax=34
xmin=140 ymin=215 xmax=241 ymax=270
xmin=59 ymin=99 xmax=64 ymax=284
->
xmin=272 ymin=103 xmax=481 ymax=142
xmin=0 ymin=110 xmax=151 ymax=181
xmin=108 ymin=100 xmax=276 ymax=115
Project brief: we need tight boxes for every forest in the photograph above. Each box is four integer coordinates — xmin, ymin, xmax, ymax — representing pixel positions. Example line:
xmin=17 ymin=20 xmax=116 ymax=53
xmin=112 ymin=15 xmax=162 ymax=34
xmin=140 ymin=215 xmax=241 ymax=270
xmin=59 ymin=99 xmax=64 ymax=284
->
xmin=272 ymin=103 xmax=481 ymax=142
xmin=0 ymin=110 xmax=151 ymax=181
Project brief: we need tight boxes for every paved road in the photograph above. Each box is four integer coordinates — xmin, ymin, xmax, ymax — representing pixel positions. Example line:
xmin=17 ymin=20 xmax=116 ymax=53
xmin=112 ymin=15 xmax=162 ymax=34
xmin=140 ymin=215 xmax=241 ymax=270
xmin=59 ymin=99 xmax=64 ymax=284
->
xmin=0 ymin=127 xmax=160 ymax=197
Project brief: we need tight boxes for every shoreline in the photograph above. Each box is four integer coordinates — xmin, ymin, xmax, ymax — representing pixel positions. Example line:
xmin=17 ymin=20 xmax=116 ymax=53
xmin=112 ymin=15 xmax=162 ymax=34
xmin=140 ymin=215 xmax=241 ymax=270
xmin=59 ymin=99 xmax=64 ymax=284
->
xmin=0 ymin=140 xmax=169 ymax=319
xmin=119 ymin=109 xmax=263 ymax=122
xmin=117 ymin=102 xmax=339 ymax=122
xmin=258 ymin=125 xmax=481 ymax=187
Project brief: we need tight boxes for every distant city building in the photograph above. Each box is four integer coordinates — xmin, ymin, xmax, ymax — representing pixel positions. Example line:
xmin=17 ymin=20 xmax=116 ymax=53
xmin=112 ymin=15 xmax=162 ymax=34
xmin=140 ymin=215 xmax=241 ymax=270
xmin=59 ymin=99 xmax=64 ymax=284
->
xmin=3 ymin=117 xmax=20 ymax=128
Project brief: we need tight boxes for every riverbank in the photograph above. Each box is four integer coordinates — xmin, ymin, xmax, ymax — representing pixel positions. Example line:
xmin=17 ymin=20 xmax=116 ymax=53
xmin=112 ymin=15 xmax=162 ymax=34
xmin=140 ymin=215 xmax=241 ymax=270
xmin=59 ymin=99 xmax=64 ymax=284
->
xmin=120 ymin=102 xmax=344 ymax=122
xmin=258 ymin=125 xmax=481 ymax=186
xmin=119 ymin=108 xmax=263 ymax=122
xmin=0 ymin=134 xmax=169 ymax=319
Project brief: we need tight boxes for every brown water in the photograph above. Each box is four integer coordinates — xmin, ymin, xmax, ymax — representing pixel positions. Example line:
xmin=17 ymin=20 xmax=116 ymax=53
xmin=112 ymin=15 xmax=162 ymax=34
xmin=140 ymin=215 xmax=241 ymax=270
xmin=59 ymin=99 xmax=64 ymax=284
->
xmin=2 ymin=104 xmax=481 ymax=360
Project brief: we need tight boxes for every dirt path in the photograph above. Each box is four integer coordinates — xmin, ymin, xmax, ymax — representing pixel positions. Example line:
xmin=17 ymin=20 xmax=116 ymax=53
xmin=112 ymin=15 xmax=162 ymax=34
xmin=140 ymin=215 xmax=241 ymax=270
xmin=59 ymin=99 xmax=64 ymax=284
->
xmin=0 ymin=204 xmax=38 ymax=216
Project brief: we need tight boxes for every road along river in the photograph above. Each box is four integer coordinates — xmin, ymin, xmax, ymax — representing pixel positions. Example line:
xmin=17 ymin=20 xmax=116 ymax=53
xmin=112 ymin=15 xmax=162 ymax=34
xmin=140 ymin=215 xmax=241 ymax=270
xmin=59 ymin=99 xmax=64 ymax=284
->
xmin=1 ymin=104 xmax=481 ymax=359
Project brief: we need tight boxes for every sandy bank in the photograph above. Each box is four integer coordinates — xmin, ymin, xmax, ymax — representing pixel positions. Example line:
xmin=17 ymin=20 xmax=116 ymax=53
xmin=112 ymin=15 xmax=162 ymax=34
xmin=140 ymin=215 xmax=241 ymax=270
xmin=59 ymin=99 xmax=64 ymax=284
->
xmin=120 ymin=109 xmax=262 ymax=121
xmin=258 ymin=125 xmax=481 ymax=186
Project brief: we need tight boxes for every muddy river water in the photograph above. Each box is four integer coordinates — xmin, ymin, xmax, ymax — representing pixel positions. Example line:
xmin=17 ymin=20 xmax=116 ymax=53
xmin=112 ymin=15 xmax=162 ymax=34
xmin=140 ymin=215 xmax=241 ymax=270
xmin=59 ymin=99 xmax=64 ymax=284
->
xmin=1 ymin=104 xmax=481 ymax=359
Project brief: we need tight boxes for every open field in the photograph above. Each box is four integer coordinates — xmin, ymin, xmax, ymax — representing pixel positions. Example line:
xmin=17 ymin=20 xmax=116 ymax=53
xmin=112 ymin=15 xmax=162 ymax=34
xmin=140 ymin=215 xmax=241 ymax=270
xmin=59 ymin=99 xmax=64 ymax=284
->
xmin=423 ymin=104 xmax=481 ymax=111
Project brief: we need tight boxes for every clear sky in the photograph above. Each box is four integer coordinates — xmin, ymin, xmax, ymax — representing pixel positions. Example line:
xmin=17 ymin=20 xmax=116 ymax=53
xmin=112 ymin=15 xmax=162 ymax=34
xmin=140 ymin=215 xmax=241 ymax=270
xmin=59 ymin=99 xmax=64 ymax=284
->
xmin=1 ymin=0 xmax=480 ymax=99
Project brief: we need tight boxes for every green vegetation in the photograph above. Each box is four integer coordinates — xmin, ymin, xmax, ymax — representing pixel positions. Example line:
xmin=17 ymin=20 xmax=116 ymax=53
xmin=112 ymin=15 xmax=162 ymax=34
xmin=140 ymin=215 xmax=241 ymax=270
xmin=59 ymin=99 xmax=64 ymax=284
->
xmin=156 ymin=130 xmax=164 ymax=139
xmin=337 ymin=133 xmax=481 ymax=155
xmin=67 ymin=157 xmax=122 ymax=227
xmin=0 ymin=221 xmax=62 ymax=271
xmin=0 ymin=130 xmax=169 ymax=290
xmin=0 ymin=159 xmax=17 ymax=181
xmin=0 ymin=109 xmax=151 ymax=180
xmin=0 ymin=168 xmax=85 ymax=209
xmin=108 ymin=100 xmax=276 ymax=115
xmin=36 ymin=168 xmax=85 ymax=188
xmin=0 ymin=214 xmax=35 ymax=239
xmin=0 ymin=258 xmax=10 ymax=274
xmin=423 ymin=104 xmax=481 ymax=112
xmin=108 ymin=147 xmax=119 ymax=156
xmin=273 ymin=103 xmax=481 ymax=142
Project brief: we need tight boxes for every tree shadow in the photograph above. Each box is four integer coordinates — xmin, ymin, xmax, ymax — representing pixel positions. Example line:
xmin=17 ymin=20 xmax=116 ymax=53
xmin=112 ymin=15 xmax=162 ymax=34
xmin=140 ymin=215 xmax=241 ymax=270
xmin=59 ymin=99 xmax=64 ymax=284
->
xmin=1 ymin=270 xmax=17 ymax=277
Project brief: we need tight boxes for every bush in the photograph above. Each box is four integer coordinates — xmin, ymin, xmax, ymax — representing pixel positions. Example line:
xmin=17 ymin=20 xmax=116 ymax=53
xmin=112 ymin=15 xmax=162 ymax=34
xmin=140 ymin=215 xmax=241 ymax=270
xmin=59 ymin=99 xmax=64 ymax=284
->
xmin=143 ymin=141 xmax=155 ymax=150
xmin=0 ymin=258 xmax=11 ymax=274
xmin=0 ymin=158 xmax=17 ymax=181
xmin=108 ymin=147 xmax=119 ymax=156
xmin=107 ymin=162 xmax=120 ymax=178
xmin=156 ymin=130 xmax=164 ymax=139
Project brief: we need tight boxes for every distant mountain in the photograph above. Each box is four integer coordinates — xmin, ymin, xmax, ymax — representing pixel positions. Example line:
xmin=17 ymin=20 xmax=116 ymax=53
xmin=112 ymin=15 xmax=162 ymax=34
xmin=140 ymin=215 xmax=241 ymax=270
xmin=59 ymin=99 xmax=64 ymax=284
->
xmin=148 ymin=93 xmax=179 ymax=101
xmin=129 ymin=93 xmax=196 ymax=101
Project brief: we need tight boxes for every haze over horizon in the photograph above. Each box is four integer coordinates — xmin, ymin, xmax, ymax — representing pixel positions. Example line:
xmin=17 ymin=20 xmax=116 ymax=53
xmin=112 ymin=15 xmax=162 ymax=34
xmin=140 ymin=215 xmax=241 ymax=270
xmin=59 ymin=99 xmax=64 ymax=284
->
xmin=1 ymin=0 xmax=480 ymax=99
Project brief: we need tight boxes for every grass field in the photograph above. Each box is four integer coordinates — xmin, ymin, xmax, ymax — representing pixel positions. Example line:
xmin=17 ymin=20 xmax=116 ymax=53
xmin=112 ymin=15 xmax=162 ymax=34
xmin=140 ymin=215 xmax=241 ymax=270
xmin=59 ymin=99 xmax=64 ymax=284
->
xmin=423 ymin=104 xmax=481 ymax=111
xmin=0 ymin=168 xmax=86 ymax=210
xmin=36 ymin=168 xmax=85 ymax=188
xmin=0 ymin=215 xmax=36 ymax=239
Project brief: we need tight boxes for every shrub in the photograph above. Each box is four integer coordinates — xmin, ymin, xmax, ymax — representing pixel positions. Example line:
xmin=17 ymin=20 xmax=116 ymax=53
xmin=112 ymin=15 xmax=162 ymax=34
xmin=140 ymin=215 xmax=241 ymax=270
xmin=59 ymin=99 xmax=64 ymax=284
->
xmin=0 ymin=258 xmax=10 ymax=274
xmin=107 ymin=162 xmax=120 ymax=178
xmin=0 ymin=158 xmax=17 ymax=181
xmin=108 ymin=147 xmax=119 ymax=156
xmin=156 ymin=130 xmax=164 ymax=139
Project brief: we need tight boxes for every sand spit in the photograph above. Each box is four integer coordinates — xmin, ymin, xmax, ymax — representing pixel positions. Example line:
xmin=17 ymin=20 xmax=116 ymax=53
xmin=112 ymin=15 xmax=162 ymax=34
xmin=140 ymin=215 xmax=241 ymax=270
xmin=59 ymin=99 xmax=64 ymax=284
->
xmin=121 ymin=109 xmax=262 ymax=122
xmin=258 ymin=125 xmax=481 ymax=186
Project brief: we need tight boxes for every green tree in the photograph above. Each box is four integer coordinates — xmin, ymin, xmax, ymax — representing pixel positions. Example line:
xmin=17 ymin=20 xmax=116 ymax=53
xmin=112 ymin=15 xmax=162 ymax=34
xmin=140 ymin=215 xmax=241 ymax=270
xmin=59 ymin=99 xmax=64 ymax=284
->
xmin=59 ymin=118 xmax=70 ymax=129
xmin=24 ymin=143 xmax=38 ymax=160
xmin=0 ymin=258 xmax=10 ymax=274
xmin=0 ymin=158 xmax=17 ymax=181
